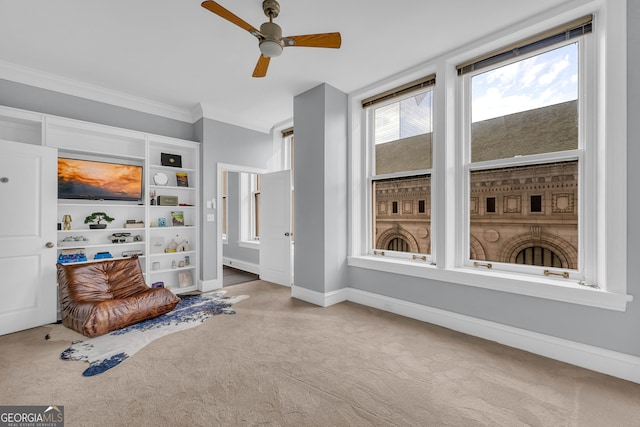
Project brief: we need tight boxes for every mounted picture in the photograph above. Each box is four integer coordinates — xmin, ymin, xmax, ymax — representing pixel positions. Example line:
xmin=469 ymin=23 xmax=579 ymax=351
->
xmin=161 ymin=153 xmax=182 ymax=168
xmin=58 ymin=158 xmax=143 ymax=202
xmin=176 ymin=172 xmax=189 ymax=187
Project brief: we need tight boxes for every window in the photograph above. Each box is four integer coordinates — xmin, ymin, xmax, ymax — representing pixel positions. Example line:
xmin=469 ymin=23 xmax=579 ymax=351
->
xmin=462 ymin=21 xmax=587 ymax=276
xmin=486 ymin=197 xmax=496 ymax=213
xmin=530 ymin=195 xmax=542 ymax=213
xmin=349 ymin=6 xmax=630 ymax=311
xmin=365 ymin=75 xmax=435 ymax=259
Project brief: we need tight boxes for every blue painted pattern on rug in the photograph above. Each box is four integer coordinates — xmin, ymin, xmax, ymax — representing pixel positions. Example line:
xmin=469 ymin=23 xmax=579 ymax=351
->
xmin=60 ymin=291 xmax=248 ymax=376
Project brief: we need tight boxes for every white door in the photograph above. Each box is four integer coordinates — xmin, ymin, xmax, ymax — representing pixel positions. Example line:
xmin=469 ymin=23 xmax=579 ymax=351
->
xmin=0 ymin=140 xmax=58 ymax=335
xmin=259 ymin=169 xmax=292 ymax=286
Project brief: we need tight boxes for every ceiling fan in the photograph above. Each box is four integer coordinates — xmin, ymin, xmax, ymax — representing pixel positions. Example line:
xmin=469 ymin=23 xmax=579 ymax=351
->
xmin=201 ymin=0 xmax=342 ymax=77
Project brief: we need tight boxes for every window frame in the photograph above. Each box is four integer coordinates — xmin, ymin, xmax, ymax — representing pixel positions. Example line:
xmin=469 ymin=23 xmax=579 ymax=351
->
xmin=238 ymin=172 xmax=261 ymax=248
xmin=365 ymin=85 xmax=435 ymax=261
xmin=347 ymin=1 xmax=631 ymax=311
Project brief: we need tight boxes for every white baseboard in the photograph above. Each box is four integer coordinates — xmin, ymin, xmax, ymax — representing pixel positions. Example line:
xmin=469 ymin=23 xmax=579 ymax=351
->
xmin=291 ymin=286 xmax=640 ymax=384
xmin=223 ymin=257 xmax=260 ymax=275
xmin=199 ymin=278 xmax=222 ymax=293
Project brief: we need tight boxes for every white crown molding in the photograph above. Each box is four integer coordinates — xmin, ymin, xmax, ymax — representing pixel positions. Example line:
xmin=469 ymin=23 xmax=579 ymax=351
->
xmin=291 ymin=285 xmax=640 ymax=384
xmin=195 ymin=102 xmax=271 ymax=134
xmin=0 ymin=60 xmax=194 ymax=123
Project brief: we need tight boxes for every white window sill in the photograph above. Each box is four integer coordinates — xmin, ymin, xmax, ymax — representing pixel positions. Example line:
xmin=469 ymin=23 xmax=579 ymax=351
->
xmin=238 ymin=240 xmax=260 ymax=250
xmin=347 ymin=255 xmax=632 ymax=312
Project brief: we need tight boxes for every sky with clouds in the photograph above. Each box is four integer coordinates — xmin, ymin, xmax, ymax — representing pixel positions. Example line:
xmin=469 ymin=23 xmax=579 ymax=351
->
xmin=374 ymin=42 xmax=578 ymax=144
xmin=472 ymin=43 xmax=578 ymax=122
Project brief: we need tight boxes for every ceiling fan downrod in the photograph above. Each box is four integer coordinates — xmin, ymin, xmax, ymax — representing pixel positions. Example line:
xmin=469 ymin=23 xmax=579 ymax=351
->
xmin=262 ymin=0 xmax=280 ymax=20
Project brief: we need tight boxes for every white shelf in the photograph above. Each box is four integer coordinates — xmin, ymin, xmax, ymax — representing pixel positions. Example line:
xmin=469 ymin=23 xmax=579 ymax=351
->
xmin=149 ymin=250 xmax=196 ymax=258
xmin=150 ymin=185 xmax=195 ymax=191
xmin=59 ymin=255 xmax=147 ymax=265
xmin=58 ymin=241 xmax=145 ymax=250
xmin=149 ymin=265 xmax=196 ymax=274
xmin=149 ymin=164 xmax=196 ymax=173
xmin=58 ymin=227 xmax=146 ymax=233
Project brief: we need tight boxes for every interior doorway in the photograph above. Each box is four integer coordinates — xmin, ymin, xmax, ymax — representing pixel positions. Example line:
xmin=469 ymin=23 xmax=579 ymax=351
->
xmin=217 ymin=164 xmax=266 ymax=287
xmin=216 ymin=163 xmax=293 ymax=288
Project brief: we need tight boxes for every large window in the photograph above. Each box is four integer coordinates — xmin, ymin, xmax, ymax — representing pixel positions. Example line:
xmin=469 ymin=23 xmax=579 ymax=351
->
xmin=349 ymin=6 xmax=630 ymax=311
xmin=365 ymin=76 xmax=434 ymax=259
xmin=462 ymin=21 xmax=587 ymax=278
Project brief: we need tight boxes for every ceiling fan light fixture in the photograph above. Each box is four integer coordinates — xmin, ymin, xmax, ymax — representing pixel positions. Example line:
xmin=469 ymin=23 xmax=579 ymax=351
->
xmin=259 ymin=40 xmax=283 ymax=57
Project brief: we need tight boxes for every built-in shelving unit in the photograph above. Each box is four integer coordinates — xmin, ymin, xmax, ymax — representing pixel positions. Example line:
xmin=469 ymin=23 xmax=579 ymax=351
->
xmin=43 ymin=115 xmax=200 ymax=294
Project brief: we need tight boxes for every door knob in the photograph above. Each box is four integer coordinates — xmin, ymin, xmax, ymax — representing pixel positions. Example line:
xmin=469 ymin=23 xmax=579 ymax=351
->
xmin=45 ymin=242 xmax=55 ymax=248
xmin=284 ymin=232 xmax=291 ymax=237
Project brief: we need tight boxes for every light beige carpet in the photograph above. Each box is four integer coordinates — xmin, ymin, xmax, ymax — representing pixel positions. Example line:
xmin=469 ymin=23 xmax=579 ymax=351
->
xmin=1 ymin=280 xmax=639 ymax=426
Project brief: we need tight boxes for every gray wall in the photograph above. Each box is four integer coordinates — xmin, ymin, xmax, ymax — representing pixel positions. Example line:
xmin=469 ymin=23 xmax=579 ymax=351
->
xmin=197 ymin=117 xmax=272 ymax=282
xmin=0 ymin=79 xmax=194 ymax=141
xmin=290 ymin=2 xmax=640 ymax=357
xmin=222 ymin=171 xmax=260 ymax=266
xmin=293 ymin=83 xmax=348 ymax=294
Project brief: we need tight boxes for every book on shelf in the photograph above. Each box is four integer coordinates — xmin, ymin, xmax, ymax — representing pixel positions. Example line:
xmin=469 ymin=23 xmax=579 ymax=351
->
xmin=171 ymin=211 xmax=184 ymax=226
xmin=176 ymin=172 xmax=189 ymax=187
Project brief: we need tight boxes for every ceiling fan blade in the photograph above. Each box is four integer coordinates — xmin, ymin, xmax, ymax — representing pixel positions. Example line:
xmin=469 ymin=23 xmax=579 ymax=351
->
xmin=201 ymin=1 xmax=261 ymax=38
xmin=252 ymin=55 xmax=271 ymax=78
xmin=283 ymin=32 xmax=342 ymax=49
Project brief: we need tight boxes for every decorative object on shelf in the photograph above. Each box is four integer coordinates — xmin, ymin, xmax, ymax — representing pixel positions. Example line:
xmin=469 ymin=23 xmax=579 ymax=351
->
xmin=153 ymin=172 xmax=168 ymax=186
xmin=152 ymin=262 xmax=161 ymax=270
xmin=157 ymin=195 xmax=178 ymax=206
xmin=171 ymin=211 xmax=184 ymax=226
xmin=165 ymin=238 xmax=178 ymax=252
xmin=122 ymin=250 xmax=143 ymax=257
xmin=149 ymin=190 xmax=156 ymax=205
xmin=109 ymin=233 xmax=140 ymax=244
xmin=157 ymin=217 xmax=167 ymax=227
xmin=150 ymin=236 xmax=164 ymax=254
xmin=176 ymin=172 xmax=189 ymax=187
xmin=59 ymin=236 xmax=89 ymax=247
xmin=61 ymin=214 xmax=72 ymax=230
xmin=85 ymin=212 xmax=115 ymax=229
xmin=161 ymin=153 xmax=182 ymax=168
xmin=110 ymin=232 xmax=130 ymax=243
xmin=151 ymin=282 xmax=165 ymax=288
xmin=171 ymin=260 xmax=177 ymax=269
xmin=178 ymin=270 xmax=192 ymax=288
xmin=124 ymin=220 xmax=144 ymax=229
xmin=184 ymin=255 xmax=190 ymax=266
xmin=178 ymin=260 xmax=185 ymax=268
xmin=94 ymin=252 xmax=113 ymax=260
xmin=177 ymin=240 xmax=190 ymax=252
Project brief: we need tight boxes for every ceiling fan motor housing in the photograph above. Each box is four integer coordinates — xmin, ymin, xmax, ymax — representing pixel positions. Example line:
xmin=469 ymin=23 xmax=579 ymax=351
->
xmin=259 ymin=22 xmax=283 ymax=57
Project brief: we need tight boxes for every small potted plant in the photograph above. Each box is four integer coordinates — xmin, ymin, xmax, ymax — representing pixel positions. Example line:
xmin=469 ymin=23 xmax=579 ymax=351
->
xmin=85 ymin=212 xmax=115 ymax=229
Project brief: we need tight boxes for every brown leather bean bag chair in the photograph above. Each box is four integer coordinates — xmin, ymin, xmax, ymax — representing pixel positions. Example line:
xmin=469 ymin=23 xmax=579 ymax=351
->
xmin=57 ymin=256 xmax=180 ymax=337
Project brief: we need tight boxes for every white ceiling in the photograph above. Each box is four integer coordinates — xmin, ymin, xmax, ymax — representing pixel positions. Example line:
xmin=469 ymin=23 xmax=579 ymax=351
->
xmin=0 ymin=0 xmax=572 ymax=133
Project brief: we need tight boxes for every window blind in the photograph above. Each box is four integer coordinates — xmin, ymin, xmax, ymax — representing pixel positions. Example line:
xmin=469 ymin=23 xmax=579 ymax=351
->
xmin=362 ymin=74 xmax=436 ymax=108
xmin=456 ymin=15 xmax=592 ymax=75
xmin=281 ymin=127 xmax=294 ymax=138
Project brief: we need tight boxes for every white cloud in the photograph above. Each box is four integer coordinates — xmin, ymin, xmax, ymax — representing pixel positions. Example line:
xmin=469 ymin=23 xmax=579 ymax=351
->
xmin=471 ymin=44 xmax=578 ymax=122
